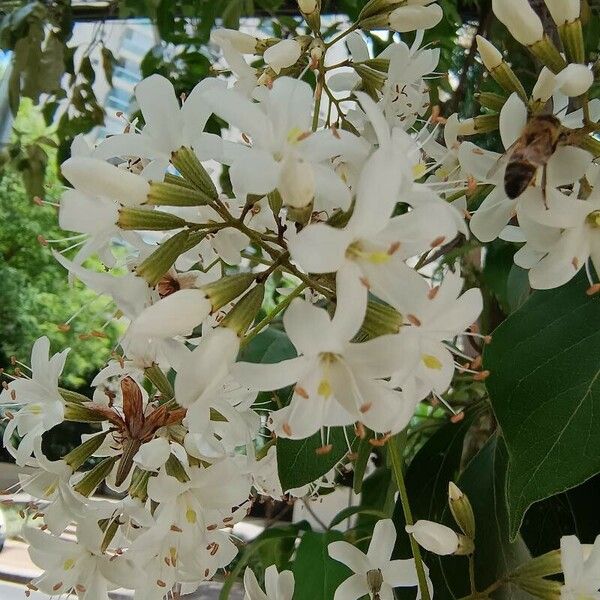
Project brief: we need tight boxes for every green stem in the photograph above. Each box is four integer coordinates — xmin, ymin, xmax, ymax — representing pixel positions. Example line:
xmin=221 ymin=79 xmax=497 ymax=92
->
xmin=388 ymin=435 xmax=432 ymax=600
xmin=240 ymin=283 xmax=308 ymax=347
xmin=469 ymin=555 xmax=477 ymax=594
xmin=325 ymin=23 xmax=359 ymax=48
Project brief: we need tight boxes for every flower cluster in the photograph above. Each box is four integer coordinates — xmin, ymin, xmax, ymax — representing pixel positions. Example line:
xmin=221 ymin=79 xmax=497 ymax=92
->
xmin=1 ymin=0 xmax=599 ymax=598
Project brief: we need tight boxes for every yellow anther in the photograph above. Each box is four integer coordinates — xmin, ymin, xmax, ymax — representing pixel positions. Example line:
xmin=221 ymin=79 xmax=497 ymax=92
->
xmin=368 ymin=251 xmax=391 ymax=264
xmin=422 ymin=354 xmax=443 ymax=370
xmin=412 ymin=162 xmax=427 ymax=180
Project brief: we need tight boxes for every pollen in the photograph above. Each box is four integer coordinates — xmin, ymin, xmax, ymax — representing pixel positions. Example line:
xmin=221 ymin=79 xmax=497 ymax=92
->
xmin=422 ymin=354 xmax=443 ymax=370
xmin=317 ymin=379 xmax=332 ymax=398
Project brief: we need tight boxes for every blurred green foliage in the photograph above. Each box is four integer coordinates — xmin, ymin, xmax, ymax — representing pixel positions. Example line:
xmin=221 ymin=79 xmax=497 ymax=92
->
xmin=0 ymin=100 xmax=120 ymax=389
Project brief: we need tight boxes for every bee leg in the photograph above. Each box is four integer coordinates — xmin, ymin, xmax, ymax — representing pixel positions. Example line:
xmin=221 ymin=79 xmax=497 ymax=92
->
xmin=541 ymin=164 xmax=549 ymax=210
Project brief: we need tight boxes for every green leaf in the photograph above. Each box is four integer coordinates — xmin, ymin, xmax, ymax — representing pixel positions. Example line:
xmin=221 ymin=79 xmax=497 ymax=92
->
xmin=277 ymin=427 xmax=356 ymax=492
xmin=328 ymin=506 xmax=388 ymax=529
xmin=484 ymin=273 xmax=600 ymax=539
xmin=292 ymin=530 xmax=352 ymax=600
xmin=238 ymin=326 xmax=296 ymax=364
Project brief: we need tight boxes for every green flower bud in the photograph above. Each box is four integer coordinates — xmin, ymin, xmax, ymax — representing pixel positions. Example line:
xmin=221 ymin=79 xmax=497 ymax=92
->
xmin=146 ymin=181 xmax=212 ymax=207
xmin=118 ymin=207 xmax=187 ymax=231
xmin=202 ymin=273 xmax=257 ymax=312
xmin=135 ymin=230 xmax=191 ymax=286
xmin=59 ymin=388 xmax=91 ymax=404
xmin=129 ymin=467 xmax=151 ymax=502
xmin=165 ymin=453 xmax=190 ymax=483
xmin=448 ymin=481 xmax=476 ymax=539
xmin=74 ymin=456 xmax=118 ymax=497
xmin=145 ymin=364 xmax=174 ymax=401
xmin=560 ymin=20 xmax=586 ymax=65
xmin=529 ymin=36 xmax=567 ymax=74
xmin=515 ymin=577 xmax=562 ymax=599
xmin=171 ymin=146 xmax=218 ymax=200
xmin=63 ymin=431 xmax=110 ymax=471
xmin=220 ymin=284 xmax=265 ymax=335
xmin=359 ymin=300 xmax=403 ymax=340
xmin=511 ymin=550 xmax=562 ymax=579
xmin=476 ymin=92 xmax=507 ymax=112
xmin=64 ymin=401 xmax=109 ymax=423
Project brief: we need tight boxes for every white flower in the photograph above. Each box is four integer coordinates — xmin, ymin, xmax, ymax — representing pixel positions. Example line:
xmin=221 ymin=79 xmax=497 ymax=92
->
xmin=244 ymin=565 xmax=294 ymax=600
xmin=251 ymin=445 xmax=284 ymax=499
xmin=23 ymin=524 xmax=144 ymax=600
xmin=406 ymin=520 xmax=459 ymax=556
xmin=200 ymin=77 xmax=362 ymax=211
xmin=233 ymin=297 xmax=415 ymax=438
xmin=390 ymin=271 xmax=483 ymax=401
xmin=560 ymin=535 xmax=600 ymax=600
xmin=0 ymin=337 xmax=69 ymax=466
xmin=289 ymin=94 xmax=459 ymax=315
xmin=465 ymin=93 xmax=592 ymax=243
xmin=94 ymin=74 xmax=224 ymax=173
xmin=515 ymin=186 xmax=600 ymax=289
xmin=545 ymin=0 xmax=580 ymax=26
xmin=492 ymin=0 xmax=544 ymax=46
xmin=329 ymin=519 xmax=423 ymax=600
xmin=263 ymin=39 xmax=302 ymax=74
xmin=389 ymin=1 xmax=443 ymax=33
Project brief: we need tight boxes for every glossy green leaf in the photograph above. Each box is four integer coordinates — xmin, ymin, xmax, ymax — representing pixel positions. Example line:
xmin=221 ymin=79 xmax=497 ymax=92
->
xmin=277 ymin=427 xmax=355 ymax=492
xmin=484 ymin=273 xmax=600 ymax=539
xmin=292 ymin=530 xmax=351 ymax=600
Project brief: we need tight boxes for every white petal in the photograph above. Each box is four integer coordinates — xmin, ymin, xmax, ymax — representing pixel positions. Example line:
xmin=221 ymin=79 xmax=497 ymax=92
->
xmin=389 ymin=5 xmax=443 ymax=32
xmin=284 ymin=298 xmax=341 ymax=355
xmin=469 ymin=188 xmax=516 ymax=243
xmin=499 ymin=93 xmax=527 ymax=150
xmin=133 ymin=437 xmax=171 ymax=471
xmin=230 ymin=149 xmax=280 ymax=198
xmin=328 ymin=541 xmax=370 ymax=573
xmin=288 ymin=223 xmax=352 ymax=274
xmin=333 ymin=574 xmax=370 ymax=600
xmin=331 ymin=263 xmax=368 ymax=343
xmin=368 ymin=519 xmax=397 ymax=565
xmin=547 ymin=146 xmax=592 ymax=189
xmin=61 ymin=157 xmax=150 ymax=205
xmin=264 ymin=39 xmax=301 ymax=73
xmin=129 ymin=289 xmax=211 ymax=338
xmin=313 ymin=164 xmax=352 ymax=212
xmin=231 ymin=356 xmax=308 ymax=390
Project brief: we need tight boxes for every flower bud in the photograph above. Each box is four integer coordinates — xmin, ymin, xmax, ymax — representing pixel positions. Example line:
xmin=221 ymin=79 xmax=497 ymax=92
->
xmin=476 ymin=35 xmax=503 ymax=70
xmin=448 ymin=482 xmax=476 ymax=539
xmin=64 ymin=401 xmax=110 ymax=423
xmin=63 ymin=431 xmax=109 ymax=470
xmin=59 ymin=388 xmax=91 ymax=404
xmin=476 ymin=92 xmax=507 ymax=112
xmin=74 ymin=456 xmax=118 ymax=497
xmin=405 ymin=520 xmax=460 ymax=556
xmin=556 ymin=63 xmax=593 ymax=97
xmin=529 ymin=37 xmax=567 ymax=73
xmin=146 ymin=182 xmax=212 ymax=207
xmin=388 ymin=4 xmax=443 ymax=33
xmin=492 ymin=0 xmax=544 ymax=46
xmin=171 ymin=146 xmax=218 ymax=200
xmin=136 ymin=230 xmax=191 ymax=286
xmin=264 ymin=39 xmax=302 ymax=74
xmin=118 ymin=207 xmax=188 ymax=231
xmin=221 ymin=284 xmax=265 ymax=335
xmin=472 ymin=114 xmax=500 ymax=134
xmin=165 ymin=453 xmax=190 ymax=483
xmin=278 ymin=157 xmax=315 ymax=208
xmin=202 ymin=273 xmax=257 ymax=311
xmin=129 ymin=468 xmax=151 ymax=501
xmin=359 ymin=300 xmax=403 ymax=340
xmin=560 ymin=20 xmax=586 ymax=64
xmin=145 ymin=364 xmax=174 ymax=400
xmin=515 ymin=577 xmax=562 ymax=599
xmin=298 ymin=0 xmax=321 ymax=32
xmin=544 ymin=0 xmax=580 ymax=26
xmin=511 ymin=550 xmax=562 ymax=580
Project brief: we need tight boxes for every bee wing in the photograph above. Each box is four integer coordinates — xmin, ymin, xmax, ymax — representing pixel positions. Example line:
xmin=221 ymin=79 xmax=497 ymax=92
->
xmin=486 ymin=140 xmax=520 ymax=181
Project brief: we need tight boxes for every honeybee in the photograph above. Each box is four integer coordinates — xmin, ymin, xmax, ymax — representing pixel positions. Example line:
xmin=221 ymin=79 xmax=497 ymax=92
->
xmin=491 ymin=113 xmax=569 ymax=206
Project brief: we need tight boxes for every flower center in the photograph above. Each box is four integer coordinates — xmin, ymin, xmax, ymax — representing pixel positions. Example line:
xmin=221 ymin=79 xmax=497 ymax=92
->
xmin=63 ymin=558 xmax=76 ymax=571
xmin=186 ymin=508 xmax=198 ymax=524
xmin=346 ymin=241 xmax=394 ymax=264
xmin=586 ymin=210 xmax=600 ymax=229
xmin=366 ymin=568 xmax=383 ymax=597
